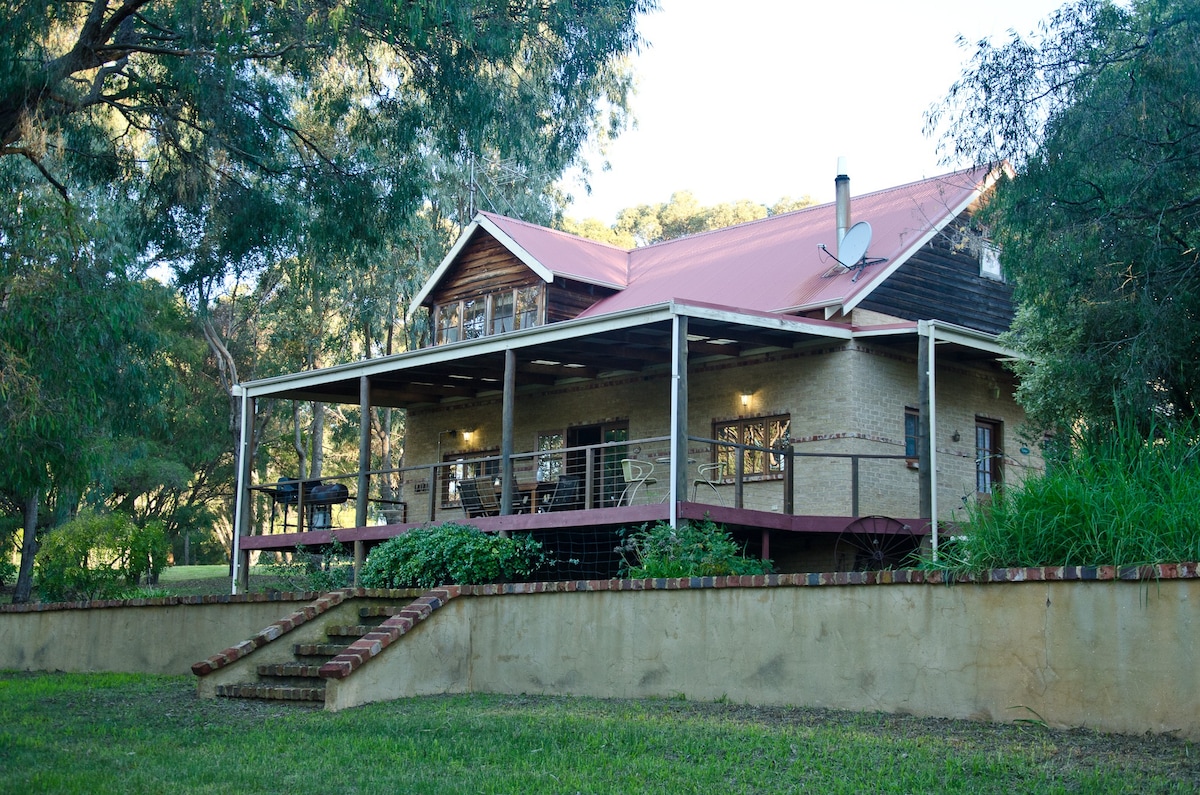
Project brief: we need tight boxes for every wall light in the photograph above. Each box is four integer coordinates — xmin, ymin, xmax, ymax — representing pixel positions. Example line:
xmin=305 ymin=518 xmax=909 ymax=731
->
xmin=462 ymin=430 xmax=474 ymax=445
xmin=951 ymin=430 xmax=961 ymax=443
xmin=740 ymin=392 xmax=753 ymax=410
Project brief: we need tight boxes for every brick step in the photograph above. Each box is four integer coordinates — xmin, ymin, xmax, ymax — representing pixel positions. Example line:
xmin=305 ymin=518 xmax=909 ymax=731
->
xmin=215 ymin=683 xmax=325 ymax=703
xmin=359 ymin=605 xmax=406 ymax=619
xmin=257 ymin=662 xmax=324 ymax=678
xmin=294 ymin=642 xmax=347 ymax=657
xmin=324 ymin=624 xmax=378 ymax=639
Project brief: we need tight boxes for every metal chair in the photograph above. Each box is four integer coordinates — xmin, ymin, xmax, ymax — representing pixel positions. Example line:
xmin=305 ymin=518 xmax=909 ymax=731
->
xmin=692 ymin=462 xmax=725 ymax=504
xmin=458 ymin=477 xmax=496 ymax=518
xmin=541 ymin=475 xmax=583 ymax=512
xmin=618 ymin=459 xmax=656 ymax=505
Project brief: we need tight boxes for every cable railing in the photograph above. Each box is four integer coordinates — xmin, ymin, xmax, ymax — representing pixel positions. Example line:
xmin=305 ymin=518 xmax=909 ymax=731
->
xmin=246 ymin=434 xmax=921 ymax=534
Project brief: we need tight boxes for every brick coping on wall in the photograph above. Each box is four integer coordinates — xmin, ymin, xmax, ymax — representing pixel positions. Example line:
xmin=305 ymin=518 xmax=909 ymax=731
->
xmin=5 ymin=561 xmax=1197 ymax=618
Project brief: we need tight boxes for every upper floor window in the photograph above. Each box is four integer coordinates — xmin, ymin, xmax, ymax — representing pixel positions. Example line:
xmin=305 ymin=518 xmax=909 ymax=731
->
xmin=434 ymin=284 xmax=542 ymax=345
xmin=980 ymin=241 xmax=1004 ymax=281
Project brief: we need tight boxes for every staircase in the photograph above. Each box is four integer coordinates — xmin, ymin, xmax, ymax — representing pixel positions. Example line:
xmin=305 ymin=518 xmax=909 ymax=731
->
xmin=213 ymin=602 xmax=408 ymax=704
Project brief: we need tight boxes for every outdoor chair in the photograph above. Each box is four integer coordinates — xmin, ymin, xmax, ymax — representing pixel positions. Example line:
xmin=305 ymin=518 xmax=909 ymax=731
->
xmin=692 ymin=462 xmax=726 ymax=504
xmin=541 ymin=475 xmax=583 ymax=512
xmin=619 ymin=459 xmax=656 ymax=505
xmin=458 ymin=478 xmax=494 ymax=518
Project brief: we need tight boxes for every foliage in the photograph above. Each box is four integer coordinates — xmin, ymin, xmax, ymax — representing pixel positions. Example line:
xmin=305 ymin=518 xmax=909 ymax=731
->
xmin=927 ymin=0 xmax=1200 ymax=432
xmin=931 ymin=413 xmax=1200 ymax=571
xmin=0 ymin=557 xmax=15 ymax=587
xmin=359 ymin=522 xmax=553 ymax=589
xmin=564 ymin=190 xmax=817 ymax=247
xmin=259 ymin=542 xmax=354 ymax=593
xmin=34 ymin=511 xmax=170 ymax=602
xmin=616 ymin=517 xmax=772 ymax=578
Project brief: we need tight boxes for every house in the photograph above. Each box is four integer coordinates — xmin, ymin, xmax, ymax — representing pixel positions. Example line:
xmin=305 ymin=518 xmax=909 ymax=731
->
xmin=230 ymin=163 xmax=1036 ymax=589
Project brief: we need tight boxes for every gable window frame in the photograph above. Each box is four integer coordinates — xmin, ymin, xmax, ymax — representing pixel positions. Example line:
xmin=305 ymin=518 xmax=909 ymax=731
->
xmin=433 ymin=284 xmax=544 ymax=346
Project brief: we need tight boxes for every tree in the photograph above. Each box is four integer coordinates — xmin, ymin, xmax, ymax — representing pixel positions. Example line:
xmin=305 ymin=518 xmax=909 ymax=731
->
xmin=926 ymin=0 xmax=1200 ymax=431
xmin=565 ymin=191 xmax=815 ymax=247
xmin=2 ymin=1 xmax=656 ymax=592
xmin=0 ymin=166 xmax=167 ymax=601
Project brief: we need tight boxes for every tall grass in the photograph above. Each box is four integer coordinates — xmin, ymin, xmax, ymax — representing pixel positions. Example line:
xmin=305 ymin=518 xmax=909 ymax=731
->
xmin=949 ymin=413 xmax=1200 ymax=570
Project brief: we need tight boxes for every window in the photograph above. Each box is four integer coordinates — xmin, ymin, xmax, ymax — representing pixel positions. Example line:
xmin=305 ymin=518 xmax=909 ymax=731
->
xmin=441 ymin=449 xmax=498 ymax=508
xmin=980 ymin=241 xmax=1004 ymax=281
xmin=515 ymin=285 xmax=541 ymax=330
xmin=435 ymin=303 xmax=461 ymax=345
xmin=714 ymin=415 xmax=790 ymax=478
xmin=535 ymin=431 xmax=563 ymax=483
xmin=904 ymin=408 xmax=920 ymax=459
xmin=462 ymin=298 xmax=486 ymax=340
xmin=976 ymin=418 xmax=1002 ymax=494
xmin=492 ymin=292 xmax=515 ymax=334
xmin=433 ymin=285 xmax=542 ymax=346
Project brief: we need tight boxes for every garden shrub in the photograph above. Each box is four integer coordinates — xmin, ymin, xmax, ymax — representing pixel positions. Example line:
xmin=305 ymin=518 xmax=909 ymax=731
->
xmin=359 ymin=522 xmax=553 ymax=589
xmin=35 ymin=511 xmax=170 ymax=602
xmin=617 ymin=517 xmax=773 ymax=578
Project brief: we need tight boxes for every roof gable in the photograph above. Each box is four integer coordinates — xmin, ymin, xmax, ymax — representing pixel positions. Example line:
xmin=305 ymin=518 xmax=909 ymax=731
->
xmin=410 ymin=165 xmax=1001 ymax=324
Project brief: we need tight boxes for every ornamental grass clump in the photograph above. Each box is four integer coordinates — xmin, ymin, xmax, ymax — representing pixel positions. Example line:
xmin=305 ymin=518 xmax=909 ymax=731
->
xmin=947 ymin=413 xmax=1200 ymax=571
xmin=359 ymin=522 xmax=553 ymax=589
xmin=617 ymin=517 xmax=773 ymax=579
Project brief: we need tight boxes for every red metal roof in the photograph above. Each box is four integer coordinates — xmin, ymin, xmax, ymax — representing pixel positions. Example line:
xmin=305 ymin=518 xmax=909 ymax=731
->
xmin=475 ymin=165 xmax=997 ymax=318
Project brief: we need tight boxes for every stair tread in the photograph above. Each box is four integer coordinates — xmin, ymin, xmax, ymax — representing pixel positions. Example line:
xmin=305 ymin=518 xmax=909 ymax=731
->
xmin=215 ymin=683 xmax=325 ymax=702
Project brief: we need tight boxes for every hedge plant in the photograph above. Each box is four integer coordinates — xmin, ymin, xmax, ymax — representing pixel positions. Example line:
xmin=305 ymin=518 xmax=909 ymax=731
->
xmin=360 ymin=522 xmax=552 ymax=589
xmin=617 ymin=517 xmax=773 ymax=578
xmin=35 ymin=511 xmax=169 ymax=602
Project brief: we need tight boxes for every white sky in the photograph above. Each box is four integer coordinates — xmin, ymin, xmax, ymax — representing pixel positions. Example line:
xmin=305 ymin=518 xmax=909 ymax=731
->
xmin=561 ymin=0 xmax=1065 ymax=224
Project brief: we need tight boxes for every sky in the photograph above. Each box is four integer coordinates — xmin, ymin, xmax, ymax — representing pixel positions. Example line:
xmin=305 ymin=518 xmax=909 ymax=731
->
xmin=560 ymin=0 xmax=1066 ymax=224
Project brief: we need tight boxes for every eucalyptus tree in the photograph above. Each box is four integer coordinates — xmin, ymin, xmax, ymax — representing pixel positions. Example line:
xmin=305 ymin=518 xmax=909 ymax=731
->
xmin=926 ymin=0 xmax=1200 ymax=431
xmin=0 ymin=165 xmax=165 ymax=602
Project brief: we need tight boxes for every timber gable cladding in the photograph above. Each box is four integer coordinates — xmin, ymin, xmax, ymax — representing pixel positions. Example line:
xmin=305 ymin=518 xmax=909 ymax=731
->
xmin=428 ymin=230 xmax=622 ymax=332
xmin=857 ymin=214 xmax=1015 ymax=336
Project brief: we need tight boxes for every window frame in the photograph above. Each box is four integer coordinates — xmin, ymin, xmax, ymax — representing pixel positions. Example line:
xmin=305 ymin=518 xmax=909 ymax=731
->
xmin=712 ymin=414 xmax=791 ymax=480
xmin=975 ymin=418 xmax=1003 ymax=495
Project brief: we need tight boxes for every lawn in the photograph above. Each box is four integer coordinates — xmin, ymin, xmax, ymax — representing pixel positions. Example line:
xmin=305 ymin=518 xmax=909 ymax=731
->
xmin=0 ymin=671 xmax=1194 ymax=794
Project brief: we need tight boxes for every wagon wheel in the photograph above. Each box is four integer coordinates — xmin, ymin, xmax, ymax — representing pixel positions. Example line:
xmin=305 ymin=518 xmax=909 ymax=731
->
xmin=834 ymin=516 xmax=919 ymax=571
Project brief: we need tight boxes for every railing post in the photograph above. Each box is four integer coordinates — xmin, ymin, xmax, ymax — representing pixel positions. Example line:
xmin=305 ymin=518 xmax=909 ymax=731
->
xmin=584 ymin=447 xmax=595 ymax=509
xmin=734 ymin=447 xmax=744 ymax=509
xmin=427 ymin=465 xmax=437 ymax=522
xmin=783 ymin=443 xmax=794 ymax=514
xmin=851 ymin=456 xmax=860 ymax=518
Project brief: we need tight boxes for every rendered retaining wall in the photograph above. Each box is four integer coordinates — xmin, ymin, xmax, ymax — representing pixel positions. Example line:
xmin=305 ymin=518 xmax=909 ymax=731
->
xmin=0 ymin=593 xmax=327 ymax=675
xmin=3 ymin=568 xmax=1198 ymax=738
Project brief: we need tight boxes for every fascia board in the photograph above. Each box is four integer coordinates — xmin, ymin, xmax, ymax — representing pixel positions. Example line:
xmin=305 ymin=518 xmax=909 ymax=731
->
xmin=673 ymin=301 xmax=853 ymax=340
xmin=476 ymin=215 xmax=556 ymax=283
xmin=406 ymin=218 xmax=483 ymax=320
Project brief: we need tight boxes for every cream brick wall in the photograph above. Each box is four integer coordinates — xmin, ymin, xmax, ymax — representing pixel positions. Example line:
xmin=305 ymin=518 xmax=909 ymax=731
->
xmin=399 ymin=340 xmax=1037 ymax=525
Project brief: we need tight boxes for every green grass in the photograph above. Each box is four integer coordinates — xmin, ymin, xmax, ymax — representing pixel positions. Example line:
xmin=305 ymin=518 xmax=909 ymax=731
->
xmin=0 ymin=672 xmax=1194 ymax=794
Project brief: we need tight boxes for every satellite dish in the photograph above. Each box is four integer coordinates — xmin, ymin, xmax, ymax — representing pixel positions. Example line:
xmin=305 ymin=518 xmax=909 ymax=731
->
xmin=838 ymin=221 xmax=872 ymax=268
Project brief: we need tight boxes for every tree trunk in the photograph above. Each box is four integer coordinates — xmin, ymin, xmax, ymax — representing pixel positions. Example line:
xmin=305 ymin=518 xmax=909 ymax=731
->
xmin=12 ymin=493 xmax=39 ymax=604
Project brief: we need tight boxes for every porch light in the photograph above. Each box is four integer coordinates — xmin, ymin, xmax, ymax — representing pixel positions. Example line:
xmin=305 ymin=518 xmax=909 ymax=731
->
xmin=462 ymin=430 xmax=474 ymax=444
xmin=740 ymin=392 xmax=753 ymax=410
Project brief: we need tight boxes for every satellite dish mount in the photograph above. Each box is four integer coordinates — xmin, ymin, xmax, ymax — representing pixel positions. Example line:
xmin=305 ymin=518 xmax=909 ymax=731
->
xmin=818 ymin=221 xmax=888 ymax=282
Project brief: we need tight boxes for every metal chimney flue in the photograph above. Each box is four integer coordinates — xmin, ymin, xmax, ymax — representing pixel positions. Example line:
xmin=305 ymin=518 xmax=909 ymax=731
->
xmin=835 ymin=156 xmax=851 ymax=255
